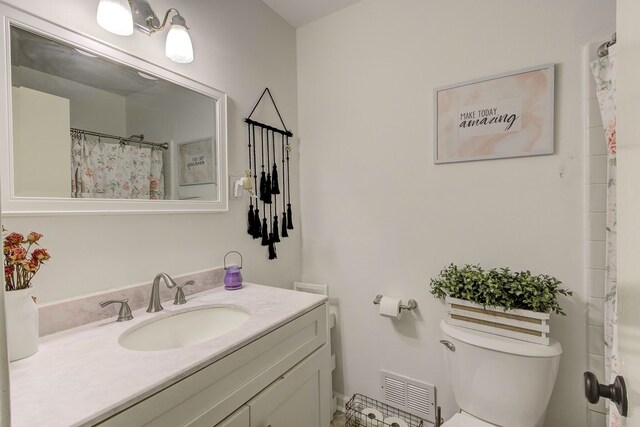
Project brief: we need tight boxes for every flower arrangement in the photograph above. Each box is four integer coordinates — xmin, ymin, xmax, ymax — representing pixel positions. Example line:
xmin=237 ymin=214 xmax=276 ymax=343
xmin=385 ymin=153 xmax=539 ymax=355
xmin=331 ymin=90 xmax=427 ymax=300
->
xmin=3 ymin=227 xmax=51 ymax=291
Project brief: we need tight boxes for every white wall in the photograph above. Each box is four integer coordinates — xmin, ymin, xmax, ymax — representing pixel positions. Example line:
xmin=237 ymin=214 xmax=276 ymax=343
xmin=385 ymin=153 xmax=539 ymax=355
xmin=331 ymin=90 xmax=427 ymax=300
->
xmin=297 ymin=1 xmax=614 ymax=426
xmin=1 ymin=0 xmax=301 ymax=303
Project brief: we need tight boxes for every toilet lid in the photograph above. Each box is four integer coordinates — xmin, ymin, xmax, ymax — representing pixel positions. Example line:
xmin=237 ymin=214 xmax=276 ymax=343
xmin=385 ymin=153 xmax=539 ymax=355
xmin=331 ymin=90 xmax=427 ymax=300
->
xmin=443 ymin=413 xmax=495 ymax=427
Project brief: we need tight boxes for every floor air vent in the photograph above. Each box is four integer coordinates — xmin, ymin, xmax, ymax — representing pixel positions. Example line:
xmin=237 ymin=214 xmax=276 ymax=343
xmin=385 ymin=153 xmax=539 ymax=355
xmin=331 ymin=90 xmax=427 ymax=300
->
xmin=380 ymin=370 xmax=435 ymax=423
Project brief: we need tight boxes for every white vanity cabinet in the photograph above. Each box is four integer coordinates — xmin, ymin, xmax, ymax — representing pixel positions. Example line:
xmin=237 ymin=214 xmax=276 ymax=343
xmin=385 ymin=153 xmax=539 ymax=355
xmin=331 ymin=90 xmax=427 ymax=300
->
xmin=97 ymin=304 xmax=331 ymax=427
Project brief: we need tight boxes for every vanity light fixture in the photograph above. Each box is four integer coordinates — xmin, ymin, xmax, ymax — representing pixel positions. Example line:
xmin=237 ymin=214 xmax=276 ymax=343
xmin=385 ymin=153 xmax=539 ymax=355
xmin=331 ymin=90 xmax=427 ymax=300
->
xmin=96 ymin=0 xmax=194 ymax=64
xmin=163 ymin=13 xmax=194 ymax=64
xmin=96 ymin=0 xmax=134 ymax=36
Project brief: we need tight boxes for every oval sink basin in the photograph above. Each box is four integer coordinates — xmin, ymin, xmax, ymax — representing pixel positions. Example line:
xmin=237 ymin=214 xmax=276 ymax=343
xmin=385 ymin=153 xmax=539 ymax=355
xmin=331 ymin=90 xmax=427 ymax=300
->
xmin=119 ymin=306 xmax=250 ymax=351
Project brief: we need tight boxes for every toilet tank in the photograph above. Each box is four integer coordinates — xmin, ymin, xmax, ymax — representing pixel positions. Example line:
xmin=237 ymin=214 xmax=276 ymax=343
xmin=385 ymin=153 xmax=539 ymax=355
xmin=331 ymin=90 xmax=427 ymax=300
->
xmin=440 ymin=320 xmax=562 ymax=427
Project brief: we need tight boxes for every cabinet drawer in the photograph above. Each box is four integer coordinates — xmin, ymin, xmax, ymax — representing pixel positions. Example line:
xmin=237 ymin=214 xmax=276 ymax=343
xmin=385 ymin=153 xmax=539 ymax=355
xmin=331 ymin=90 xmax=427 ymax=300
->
xmin=98 ymin=304 xmax=327 ymax=427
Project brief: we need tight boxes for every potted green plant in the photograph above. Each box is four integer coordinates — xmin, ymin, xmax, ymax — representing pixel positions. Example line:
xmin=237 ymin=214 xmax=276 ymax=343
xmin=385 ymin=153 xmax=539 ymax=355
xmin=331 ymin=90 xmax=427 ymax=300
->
xmin=429 ymin=264 xmax=572 ymax=345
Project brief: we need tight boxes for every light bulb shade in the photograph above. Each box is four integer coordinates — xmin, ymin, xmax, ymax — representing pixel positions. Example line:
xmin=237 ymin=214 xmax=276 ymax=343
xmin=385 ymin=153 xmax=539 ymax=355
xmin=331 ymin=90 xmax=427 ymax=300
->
xmin=165 ymin=23 xmax=194 ymax=64
xmin=97 ymin=0 xmax=134 ymax=36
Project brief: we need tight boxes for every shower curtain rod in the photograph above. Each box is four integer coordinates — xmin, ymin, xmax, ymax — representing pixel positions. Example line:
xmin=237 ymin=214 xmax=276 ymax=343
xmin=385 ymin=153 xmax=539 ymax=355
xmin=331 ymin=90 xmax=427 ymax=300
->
xmin=597 ymin=32 xmax=616 ymax=58
xmin=70 ymin=127 xmax=169 ymax=150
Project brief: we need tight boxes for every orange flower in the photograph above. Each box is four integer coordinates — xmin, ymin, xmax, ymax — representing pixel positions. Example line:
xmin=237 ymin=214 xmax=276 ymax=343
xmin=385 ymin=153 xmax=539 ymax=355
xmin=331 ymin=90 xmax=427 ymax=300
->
xmin=21 ymin=259 xmax=39 ymax=272
xmin=4 ymin=232 xmax=24 ymax=246
xmin=27 ymin=232 xmax=43 ymax=244
xmin=31 ymin=248 xmax=50 ymax=262
xmin=7 ymin=247 xmax=27 ymax=263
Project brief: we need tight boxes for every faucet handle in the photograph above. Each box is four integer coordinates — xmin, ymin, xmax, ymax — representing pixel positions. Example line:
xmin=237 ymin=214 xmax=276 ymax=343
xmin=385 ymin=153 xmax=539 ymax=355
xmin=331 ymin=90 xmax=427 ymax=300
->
xmin=100 ymin=298 xmax=134 ymax=322
xmin=174 ymin=280 xmax=195 ymax=305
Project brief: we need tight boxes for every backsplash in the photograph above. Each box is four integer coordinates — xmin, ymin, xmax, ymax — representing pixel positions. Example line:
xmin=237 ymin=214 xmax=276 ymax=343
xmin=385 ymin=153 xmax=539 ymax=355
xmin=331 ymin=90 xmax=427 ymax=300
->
xmin=38 ymin=267 xmax=225 ymax=336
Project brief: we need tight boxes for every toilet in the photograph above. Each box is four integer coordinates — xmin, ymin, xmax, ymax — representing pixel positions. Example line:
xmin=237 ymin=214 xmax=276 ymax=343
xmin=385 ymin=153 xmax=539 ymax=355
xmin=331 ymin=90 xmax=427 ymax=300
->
xmin=439 ymin=320 xmax=562 ymax=427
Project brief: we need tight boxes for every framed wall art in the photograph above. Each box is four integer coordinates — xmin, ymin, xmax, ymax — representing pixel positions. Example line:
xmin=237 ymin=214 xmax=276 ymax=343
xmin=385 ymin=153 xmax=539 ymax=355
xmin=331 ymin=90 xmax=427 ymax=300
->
xmin=178 ymin=138 xmax=216 ymax=186
xmin=434 ymin=64 xmax=555 ymax=164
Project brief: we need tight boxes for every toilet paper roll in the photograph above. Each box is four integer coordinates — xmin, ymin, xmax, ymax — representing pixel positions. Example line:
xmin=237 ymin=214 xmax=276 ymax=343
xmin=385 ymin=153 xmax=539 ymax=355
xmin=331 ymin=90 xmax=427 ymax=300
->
xmin=359 ymin=407 xmax=384 ymax=426
xmin=379 ymin=296 xmax=402 ymax=319
xmin=383 ymin=417 xmax=409 ymax=427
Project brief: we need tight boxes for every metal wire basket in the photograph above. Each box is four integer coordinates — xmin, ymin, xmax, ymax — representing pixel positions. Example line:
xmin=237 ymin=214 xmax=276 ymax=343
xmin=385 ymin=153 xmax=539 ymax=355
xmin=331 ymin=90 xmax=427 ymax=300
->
xmin=345 ymin=394 xmax=425 ymax=427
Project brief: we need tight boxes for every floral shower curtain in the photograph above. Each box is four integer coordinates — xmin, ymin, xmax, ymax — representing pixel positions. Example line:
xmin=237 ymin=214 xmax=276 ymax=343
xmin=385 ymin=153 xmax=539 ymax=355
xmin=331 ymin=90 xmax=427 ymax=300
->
xmin=71 ymin=132 xmax=164 ymax=200
xmin=591 ymin=50 xmax=619 ymax=427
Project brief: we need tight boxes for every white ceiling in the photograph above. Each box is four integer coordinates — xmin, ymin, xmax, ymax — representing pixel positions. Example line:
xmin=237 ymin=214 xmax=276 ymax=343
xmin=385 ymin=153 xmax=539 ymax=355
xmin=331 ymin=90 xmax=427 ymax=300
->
xmin=262 ymin=0 xmax=363 ymax=28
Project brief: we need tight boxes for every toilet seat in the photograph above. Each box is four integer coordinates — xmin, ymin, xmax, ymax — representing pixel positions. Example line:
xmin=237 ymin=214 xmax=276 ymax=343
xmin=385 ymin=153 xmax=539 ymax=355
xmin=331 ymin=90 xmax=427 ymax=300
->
xmin=442 ymin=412 xmax=495 ymax=427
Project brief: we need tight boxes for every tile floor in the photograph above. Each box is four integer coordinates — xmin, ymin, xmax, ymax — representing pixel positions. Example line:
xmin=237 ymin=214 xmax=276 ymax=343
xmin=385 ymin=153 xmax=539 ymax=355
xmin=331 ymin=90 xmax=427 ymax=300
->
xmin=331 ymin=411 xmax=347 ymax=427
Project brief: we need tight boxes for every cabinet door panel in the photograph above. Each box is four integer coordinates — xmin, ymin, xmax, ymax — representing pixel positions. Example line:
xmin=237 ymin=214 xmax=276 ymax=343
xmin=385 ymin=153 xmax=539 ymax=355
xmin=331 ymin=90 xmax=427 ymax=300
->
xmin=249 ymin=345 xmax=331 ymax=427
xmin=264 ymin=371 xmax=320 ymax=427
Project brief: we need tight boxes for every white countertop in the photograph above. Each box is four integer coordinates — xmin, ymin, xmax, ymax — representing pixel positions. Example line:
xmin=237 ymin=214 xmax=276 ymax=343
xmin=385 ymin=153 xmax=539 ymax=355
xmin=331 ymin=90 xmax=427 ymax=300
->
xmin=9 ymin=284 xmax=327 ymax=427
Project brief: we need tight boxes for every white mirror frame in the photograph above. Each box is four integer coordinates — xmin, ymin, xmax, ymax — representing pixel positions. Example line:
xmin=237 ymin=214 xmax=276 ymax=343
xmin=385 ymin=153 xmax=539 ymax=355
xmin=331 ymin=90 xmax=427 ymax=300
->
xmin=0 ymin=4 xmax=228 ymax=216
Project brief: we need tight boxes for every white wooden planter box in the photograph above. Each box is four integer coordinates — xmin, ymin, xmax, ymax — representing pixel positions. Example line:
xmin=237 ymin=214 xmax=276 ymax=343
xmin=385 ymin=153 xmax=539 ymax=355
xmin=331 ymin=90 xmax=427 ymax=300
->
xmin=445 ymin=297 xmax=550 ymax=345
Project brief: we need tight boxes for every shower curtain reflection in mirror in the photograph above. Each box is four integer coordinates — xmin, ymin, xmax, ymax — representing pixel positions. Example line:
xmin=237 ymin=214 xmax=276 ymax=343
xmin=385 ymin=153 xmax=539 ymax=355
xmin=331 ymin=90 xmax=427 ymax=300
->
xmin=71 ymin=132 xmax=164 ymax=200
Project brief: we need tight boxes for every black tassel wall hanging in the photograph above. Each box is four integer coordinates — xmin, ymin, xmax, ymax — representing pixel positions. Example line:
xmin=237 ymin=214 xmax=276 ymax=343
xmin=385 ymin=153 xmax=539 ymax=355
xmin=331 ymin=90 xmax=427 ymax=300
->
xmin=247 ymin=124 xmax=255 ymax=236
xmin=280 ymin=134 xmax=289 ymax=238
xmin=268 ymin=236 xmax=277 ymax=259
xmin=271 ymin=130 xmax=280 ymax=195
xmin=272 ymin=215 xmax=280 ymax=243
xmin=251 ymin=126 xmax=262 ymax=239
xmin=252 ymin=207 xmax=262 ymax=239
xmin=244 ymin=88 xmax=294 ymax=260
xmin=265 ymin=131 xmax=272 ymax=204
xmin=286 ymin=134 xmax=294 ymax=230
xmin=247 ymin=204 xmax=255 ymax=235
xmin=271 ymin=147 xmax=281 ymax=245
xmin=270 ymin=130 xmax=280 ymax=245
xmin=261 ymin=215 xmax=269 ymax=246
xmin=260 ymin=131 xmax=270 ymax=249
xmin=259 ymin=128 xmax=268 ymax=203
xmin=268 ymin=193 xmax=277 ymax=259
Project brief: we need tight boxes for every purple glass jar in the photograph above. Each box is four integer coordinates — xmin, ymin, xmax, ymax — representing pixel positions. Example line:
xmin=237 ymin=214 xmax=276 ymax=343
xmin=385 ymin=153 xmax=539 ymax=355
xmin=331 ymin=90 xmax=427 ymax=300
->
xmin=224 ymin=251 xmax=243 ymax=290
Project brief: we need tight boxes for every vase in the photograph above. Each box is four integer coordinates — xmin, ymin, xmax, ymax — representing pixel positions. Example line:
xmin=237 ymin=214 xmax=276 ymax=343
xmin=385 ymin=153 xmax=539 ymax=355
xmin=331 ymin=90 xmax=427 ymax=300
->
xmin=5 ymin=287 xmax=39 ymax=361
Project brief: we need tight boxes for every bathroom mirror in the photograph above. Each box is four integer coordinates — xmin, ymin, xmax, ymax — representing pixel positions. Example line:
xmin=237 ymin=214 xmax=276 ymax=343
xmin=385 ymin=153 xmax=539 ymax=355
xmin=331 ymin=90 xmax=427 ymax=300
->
xmin=0 ymin=8 xmax=228 ymax=214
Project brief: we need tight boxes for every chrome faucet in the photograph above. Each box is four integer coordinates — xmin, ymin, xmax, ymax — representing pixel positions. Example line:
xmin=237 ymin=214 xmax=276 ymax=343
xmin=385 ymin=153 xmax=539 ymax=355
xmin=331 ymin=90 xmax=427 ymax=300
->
xmin=100 ymin=298 xmax=133 ymax=322
xmin=147 ymin=273 xmax=179 ymax=313
xmin=174 ymin=280 xmax=195 ymax=305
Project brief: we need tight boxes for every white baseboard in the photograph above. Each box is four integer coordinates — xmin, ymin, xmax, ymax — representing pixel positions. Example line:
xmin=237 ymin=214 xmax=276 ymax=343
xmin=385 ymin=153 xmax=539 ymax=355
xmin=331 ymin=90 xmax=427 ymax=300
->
xmin=334 ymin=392 xmax=349 ymax=413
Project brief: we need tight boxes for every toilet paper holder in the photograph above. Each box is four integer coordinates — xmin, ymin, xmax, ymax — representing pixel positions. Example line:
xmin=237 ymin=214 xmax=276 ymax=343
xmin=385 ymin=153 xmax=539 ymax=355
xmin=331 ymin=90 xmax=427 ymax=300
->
xmin=373 ymin=294 xmax=418 ymax=312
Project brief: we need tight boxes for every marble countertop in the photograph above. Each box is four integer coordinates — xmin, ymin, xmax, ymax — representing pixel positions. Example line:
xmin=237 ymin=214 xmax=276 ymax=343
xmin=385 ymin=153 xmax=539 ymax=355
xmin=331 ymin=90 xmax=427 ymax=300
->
xmin=9 ymin=283 xmax=327 ymax=427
